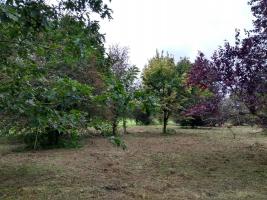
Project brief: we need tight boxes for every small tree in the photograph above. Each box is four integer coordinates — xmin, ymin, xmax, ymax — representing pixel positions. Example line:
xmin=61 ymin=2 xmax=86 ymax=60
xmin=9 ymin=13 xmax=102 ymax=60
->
xmin=108 ymin=45 xmax=139 ymax=134
xmin=185 ymin=52 xmax=223 ymax=127
xmin=105 ymin=69 xmax=139 ymax=135
xmin=142 ymin=51 xmax=186 ymax=134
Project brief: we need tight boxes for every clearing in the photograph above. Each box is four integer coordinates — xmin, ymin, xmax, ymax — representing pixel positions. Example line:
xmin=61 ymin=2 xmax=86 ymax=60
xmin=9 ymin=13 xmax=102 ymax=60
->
xmin=0 ymin=126 xmax=267 ymax=200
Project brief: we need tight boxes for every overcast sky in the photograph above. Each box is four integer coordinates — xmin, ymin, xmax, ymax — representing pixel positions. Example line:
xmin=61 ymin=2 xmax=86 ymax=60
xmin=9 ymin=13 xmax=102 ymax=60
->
xmin=100 ymin=0 xmax=253 ymax=68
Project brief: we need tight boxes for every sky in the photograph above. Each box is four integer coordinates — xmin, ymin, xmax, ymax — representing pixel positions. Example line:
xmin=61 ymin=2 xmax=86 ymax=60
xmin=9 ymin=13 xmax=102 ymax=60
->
xmin=100 ymin=0 xmax=254 ymax=69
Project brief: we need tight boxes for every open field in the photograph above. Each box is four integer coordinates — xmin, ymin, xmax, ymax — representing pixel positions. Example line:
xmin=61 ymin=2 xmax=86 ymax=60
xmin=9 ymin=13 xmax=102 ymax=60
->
xmin=0 ymin=126 xmax=267 ymax=200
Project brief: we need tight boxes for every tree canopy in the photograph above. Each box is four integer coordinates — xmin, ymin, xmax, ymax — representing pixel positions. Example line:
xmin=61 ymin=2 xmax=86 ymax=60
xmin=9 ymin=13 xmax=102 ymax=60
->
xmin=143 ymin=51 xmax=189 ymax=133
xmin=0 ymin=0 xmax=113 ymax=148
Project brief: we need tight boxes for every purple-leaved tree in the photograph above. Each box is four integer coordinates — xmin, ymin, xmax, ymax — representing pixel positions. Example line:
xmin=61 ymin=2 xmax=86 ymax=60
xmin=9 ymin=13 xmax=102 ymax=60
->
xmin=188 ymin=0 xmax=267 ymax=128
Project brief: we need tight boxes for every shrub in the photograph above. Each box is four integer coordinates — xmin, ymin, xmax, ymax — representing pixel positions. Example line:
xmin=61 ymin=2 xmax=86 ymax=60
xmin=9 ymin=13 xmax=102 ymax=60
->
xmin=179 ymin=116 xmax=205 ymax=128
xmin=108 ymin=136 xmax=127 ymax=150
xmin=92 ymin=119 xmax=113 ymax=136
xmin=133 ymin=108 xmax=152 ymax=125
xmin=23 ymin=129 xmax=80 ymax=149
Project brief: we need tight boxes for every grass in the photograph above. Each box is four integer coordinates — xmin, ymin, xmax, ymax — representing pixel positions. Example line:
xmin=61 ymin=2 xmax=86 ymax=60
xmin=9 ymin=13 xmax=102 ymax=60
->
xmin=118 ymin=119 xmax=137 ymax=127
xmin=118 ymin=119 xmax=177 ymax=128
xmin=0 ymin=126 xmax=267 ymax=199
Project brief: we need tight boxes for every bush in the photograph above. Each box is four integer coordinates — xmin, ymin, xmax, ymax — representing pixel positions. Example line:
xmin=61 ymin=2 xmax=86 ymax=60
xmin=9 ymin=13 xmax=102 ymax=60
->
xmin=91 ymin=119 xmax=127 ymax=149
xmin=133 ymin=108 xmax=152 ymax=125
xmin=92 ymin=119 xmax=113 ymax=136
xmin=108 ymin=136 xmax=127 ymax=150
xmin=179 ymin=116 xmax=205 ymax=128
xmin=23 ymin=129 xmax=80 ymax=149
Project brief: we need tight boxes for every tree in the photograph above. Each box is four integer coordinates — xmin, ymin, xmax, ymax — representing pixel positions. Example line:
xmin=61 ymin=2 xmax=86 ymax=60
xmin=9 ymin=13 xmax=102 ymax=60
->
xmin=219 ymin=96 xmax=255 ymax=126
xmin=186 ymin=52 xmax=223 ymax=127
xmin=186 ymin=0 xmax=267 ymax=129
xmin=107 ymin=45 xmax=139 ymax=135
xmin=0 ymin=0 xmax=112 ymax=148
xmin=142 ymin=51 xmax=186 ymax=134
xmin=210 ymin=0 xmax=267 ymax=129
xmin=133 ymin=86 xmax=157 ymax=125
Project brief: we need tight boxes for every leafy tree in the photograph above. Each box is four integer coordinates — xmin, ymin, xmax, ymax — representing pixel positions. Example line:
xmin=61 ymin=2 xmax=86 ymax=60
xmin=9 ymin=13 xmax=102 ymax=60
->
xmin=0 ymin=0 xmax=112 ymax=148
xmin=187 ymin=0 xmax=267 ymax=129
xmin=133 ymin=87 xmax=157 ymax=125
xmin=142 ymin=51 xmax=187 ymax=134
xmin=176 ymin=57 xmax=192 ymax=76
xmin=210 ymin=0 xmax=267 ymax=129
xmin=219 ymin=96 xmax=256 ymax=126
xmin=107 ymin=45 xmax=139 ymax=135
xmin=225 ymin=0 xmax=267 ymax=128
xmin=186 ymin=52 xmax=223 ymax=126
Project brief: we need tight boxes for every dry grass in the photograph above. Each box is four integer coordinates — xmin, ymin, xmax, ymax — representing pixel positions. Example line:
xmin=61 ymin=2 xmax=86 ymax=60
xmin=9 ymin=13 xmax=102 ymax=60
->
xmin=0 ymin=126 xmax=267 ymax=200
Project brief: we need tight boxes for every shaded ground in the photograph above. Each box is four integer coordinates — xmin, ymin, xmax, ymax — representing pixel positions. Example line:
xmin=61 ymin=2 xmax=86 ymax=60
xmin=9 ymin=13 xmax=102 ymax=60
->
xmin=0 ymin=126 xmax=267 ymax=200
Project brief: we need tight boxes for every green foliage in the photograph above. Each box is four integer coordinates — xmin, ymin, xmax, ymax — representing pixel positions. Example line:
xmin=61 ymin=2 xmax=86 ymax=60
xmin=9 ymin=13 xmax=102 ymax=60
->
xmin=133 ymin=88 xmax=157 ymax=125
xmin=91 ymin=119 xmax=113 ymax=136
xmin=179 ymin=116 xmax=205 ymax=128
xmin=90 ymin=118 xmax=127 ymax=150
xmin=0 ymin=0 xmax=112 ymax=149
xmin=133 ymin=107 xmax=152 ymax=125
xmin=106 ymin=46 xmax=140 ymax=135
xmin=108 ymin=136 xmax=127 ymax=150
xmin=23 ymin=129 xmax=80 ymax=149
xmin=142 ymin=51 xmax=189 ymax=133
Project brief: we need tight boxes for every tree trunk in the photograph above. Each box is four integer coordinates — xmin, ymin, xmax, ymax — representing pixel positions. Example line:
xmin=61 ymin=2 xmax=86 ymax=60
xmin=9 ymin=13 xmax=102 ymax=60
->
xmin=112 ymin=113 xmax=119 ymax=136
xmin=46 ymin=129 xmax=61 ymax=146
xmin=112 ymin=121 xmax=118 ymax=136
xmin=162 ymin=110 xmax=169 ymax=134
xmin=122 ymin=117 xmax=127 ymax=134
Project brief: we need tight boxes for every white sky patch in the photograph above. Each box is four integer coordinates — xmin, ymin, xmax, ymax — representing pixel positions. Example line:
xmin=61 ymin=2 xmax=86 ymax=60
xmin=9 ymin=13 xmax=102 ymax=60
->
xmin=100 ymin=0 xmax=253 ymax=69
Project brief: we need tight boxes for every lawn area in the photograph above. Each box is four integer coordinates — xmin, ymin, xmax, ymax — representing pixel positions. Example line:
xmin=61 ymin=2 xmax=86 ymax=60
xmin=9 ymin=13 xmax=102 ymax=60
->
xmin=0 ymin=126 xmax=267 ymax=200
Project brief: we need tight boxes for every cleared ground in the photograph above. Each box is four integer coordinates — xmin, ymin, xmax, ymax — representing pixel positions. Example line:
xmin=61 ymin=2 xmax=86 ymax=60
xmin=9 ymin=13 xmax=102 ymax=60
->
xmin=0 ymin=126 xmax=267 ymax=200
